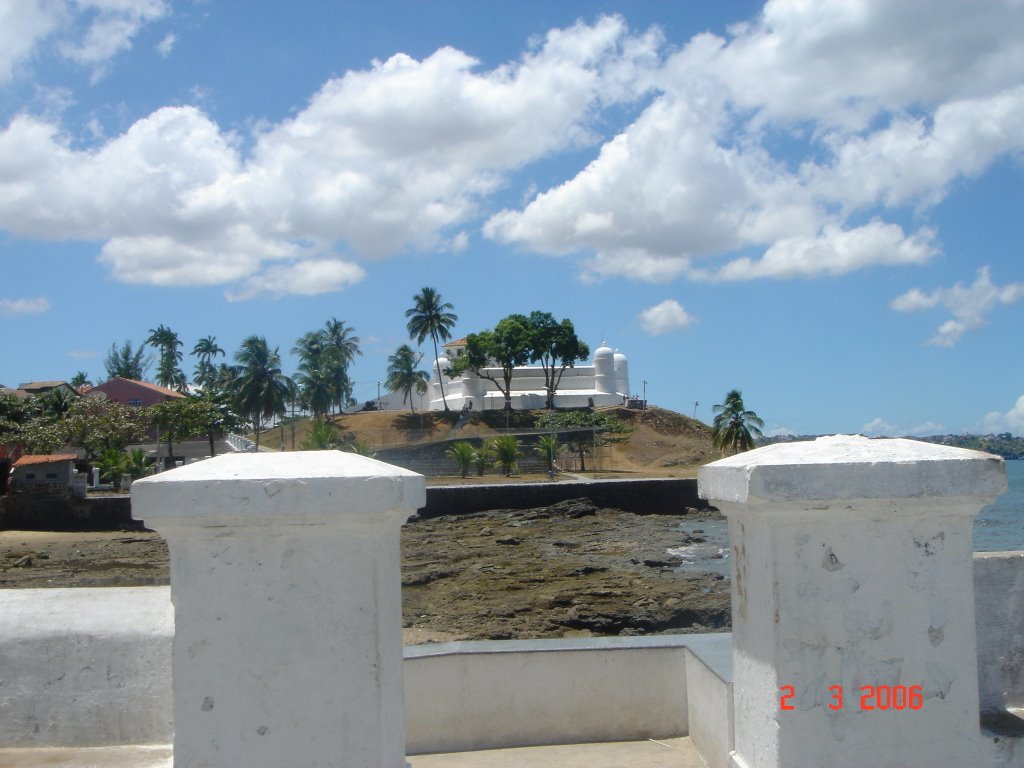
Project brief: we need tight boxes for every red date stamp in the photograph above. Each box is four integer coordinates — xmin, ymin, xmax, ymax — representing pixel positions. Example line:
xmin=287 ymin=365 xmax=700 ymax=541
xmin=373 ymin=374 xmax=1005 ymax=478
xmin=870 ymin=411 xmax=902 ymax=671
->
xmin=779 ymin=684 xmax=923 ymax=712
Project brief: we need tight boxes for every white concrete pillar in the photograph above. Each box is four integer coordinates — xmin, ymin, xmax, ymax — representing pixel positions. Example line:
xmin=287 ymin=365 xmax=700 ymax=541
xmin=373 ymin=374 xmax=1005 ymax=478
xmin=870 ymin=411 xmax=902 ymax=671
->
xmin=699 ymin=435 xmax=1006 ymax=768
xmin=131 ymin=452 xmax=425 ymax=768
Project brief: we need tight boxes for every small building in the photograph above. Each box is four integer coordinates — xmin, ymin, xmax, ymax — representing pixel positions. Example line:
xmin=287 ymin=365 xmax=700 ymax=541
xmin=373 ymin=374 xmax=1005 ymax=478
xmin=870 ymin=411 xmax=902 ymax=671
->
xmin=10 ymin=454 xmax=78 ymax=490
xmin=88 ymin=378 xmax=185 ymax=408
xmin=16 ymin=381 xmax=79 ymax=399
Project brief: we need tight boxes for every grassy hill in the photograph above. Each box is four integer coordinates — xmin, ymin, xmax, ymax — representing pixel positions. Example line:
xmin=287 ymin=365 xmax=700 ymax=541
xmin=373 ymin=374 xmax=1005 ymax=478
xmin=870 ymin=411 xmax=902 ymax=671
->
xmin=261 ymin=405 xmax=716 ymax=479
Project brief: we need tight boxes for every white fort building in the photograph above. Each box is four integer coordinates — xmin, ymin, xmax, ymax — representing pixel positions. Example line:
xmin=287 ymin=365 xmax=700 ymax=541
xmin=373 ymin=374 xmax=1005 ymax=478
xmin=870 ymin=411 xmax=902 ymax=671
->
xmin=427 ymin=339 xmax=631 ymax=411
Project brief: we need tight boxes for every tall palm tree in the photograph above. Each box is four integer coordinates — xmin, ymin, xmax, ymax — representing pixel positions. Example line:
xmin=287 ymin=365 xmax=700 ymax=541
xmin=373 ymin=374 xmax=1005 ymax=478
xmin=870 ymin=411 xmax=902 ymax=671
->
xmin=405 ymin=287 xmax=457 ymax=412
xmin=191 ymin=336 xmax=225 ymax=391
xmin=233 ymin=336 xmax=294 ymax=450
xmin=146 ymin=324 xmax=186 ymax=391
xmin=712 ymin=389 xmax=764 ymax=455
xmin=292 ymin=331 xmax=335 ymax=420
xmin=321 ymin=318 xmax=361 ymax=415
xmin=384 ymin=344 xmax=429 ymax=413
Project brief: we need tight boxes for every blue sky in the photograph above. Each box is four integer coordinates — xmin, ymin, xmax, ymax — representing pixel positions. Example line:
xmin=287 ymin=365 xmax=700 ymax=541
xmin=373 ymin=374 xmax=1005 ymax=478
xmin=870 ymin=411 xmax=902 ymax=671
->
xmin=1 ymin=0 xmax=1022 ymax=437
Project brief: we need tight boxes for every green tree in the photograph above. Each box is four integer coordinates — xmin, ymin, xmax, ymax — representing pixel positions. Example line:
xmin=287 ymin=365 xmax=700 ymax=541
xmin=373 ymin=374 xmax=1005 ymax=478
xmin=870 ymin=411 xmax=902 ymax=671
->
xmin=712 ymin=389 xmax=764 ymax=455
xmin=0 ymin=390 xmax=34 ymax=447
xmin=406 ymin=287 xmax=458 ymax=412
xmin=126 ymin=448 xmax=153 ymax=479
xmin=385 ymin=344 xmax=430 ymax=413
xmin=63 ymin=398 xmax=152 ymax=457
xmin=447 ymin=314 xmax=532 ymax=412
xmin=191 ymin=336 xmax=225 ymax=390
xmin=321 ymin=318 xmax=361 ymax=415
xmin=97 ymin=447 xmax=131 ymax=490
xmin=146 ymin=325 xmax=187 ymax=391
xmin=233 ymin=336 xmax=295 ymax=450
xmin=490 ymin=435 xmax=521 ymax=476
xmin=38 ymin=388 xmax=76 ymax=418
xmin=534 ymin=434 xmax=561 ymax=472
xmin=104 ymin=340 xmax=151 ymax=380
xmin=527 ymin=311 xmax=589 ymax=409
xmin=446 ymin=441 xmax=475 ymax=478
xmin=150 ymin=397 xmax=226 ymax=466
xmin=302 ymin=420 xmax=342 ymax=450
xmin=472 ymin=443 xmax=495 ymax=476
xmin=293 ymin=331 xmax=336 ymax=420
xmin=69 ymin=371 xmax=92 ymax=389
xmin=535 ymin=410 xmax=630 ymax=472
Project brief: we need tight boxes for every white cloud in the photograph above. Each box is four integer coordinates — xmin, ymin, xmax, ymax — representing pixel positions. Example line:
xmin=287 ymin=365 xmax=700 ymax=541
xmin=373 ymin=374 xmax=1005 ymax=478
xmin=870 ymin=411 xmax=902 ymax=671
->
xmin=67 ymin=349 xmax=98 ymax=359
xmin=695 ymin=222 xmax=937 ymax=282
xmin=0 ymin=17 xmax=662 ymax=299
xmin=860 ymin=417 xmax=895 ymax=437
xmin=0 ymin=0 xmax=168 ymax=84
xmin=156 ymin=32 xmax=175 ymax=58
xmin=0 ymin=297 xmax=50 ymax=316
xmin=0 ymin=3 xmax=66 ymax=84
xmin=3 ymin=6 xmax=1024 ymax=300
xmin=58 ymin=0 xmax=168 ymax=81
xmin=486 ymin=1 xmax=1024 ymax=285
xmin=226 ymin=259 xmax=366 ymax=301
xmin=891 ymin=267 xmax=1024 ymax=347
xmin=981 ymin=395 xmax=1024 ymax=436
xmin=638 ymin=299 xmax=694 ymax=335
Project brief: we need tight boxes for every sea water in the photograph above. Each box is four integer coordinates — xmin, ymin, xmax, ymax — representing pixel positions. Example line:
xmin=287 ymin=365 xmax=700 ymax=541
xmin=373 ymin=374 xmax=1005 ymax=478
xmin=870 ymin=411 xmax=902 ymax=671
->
xmin=670 ymin=459 xmax=1024 ymax=575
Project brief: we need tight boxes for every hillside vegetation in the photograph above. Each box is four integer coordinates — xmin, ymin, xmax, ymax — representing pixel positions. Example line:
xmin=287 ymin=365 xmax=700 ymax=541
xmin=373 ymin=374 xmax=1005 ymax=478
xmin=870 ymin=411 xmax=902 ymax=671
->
xmin=263 ymin=405 xmax=716 ymax=478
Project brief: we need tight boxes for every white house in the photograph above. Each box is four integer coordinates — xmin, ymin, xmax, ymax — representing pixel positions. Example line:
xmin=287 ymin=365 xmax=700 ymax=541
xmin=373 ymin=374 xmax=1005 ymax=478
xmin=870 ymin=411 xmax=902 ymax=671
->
xmin=427 ymin=340 xmax=630 ymax=411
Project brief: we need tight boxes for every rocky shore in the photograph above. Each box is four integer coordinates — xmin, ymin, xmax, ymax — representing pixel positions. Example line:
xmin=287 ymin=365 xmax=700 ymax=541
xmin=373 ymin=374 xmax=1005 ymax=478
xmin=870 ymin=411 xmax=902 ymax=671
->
xmin=0 ymin=498 xmax=731 ymax=642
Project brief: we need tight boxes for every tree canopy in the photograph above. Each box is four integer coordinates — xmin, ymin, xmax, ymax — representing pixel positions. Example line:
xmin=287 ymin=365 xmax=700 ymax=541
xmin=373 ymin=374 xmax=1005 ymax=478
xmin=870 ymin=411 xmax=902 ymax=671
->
xmin=712 ymin=389 xmax=763 ymax=455
xmin=385 ymin=344 xmax=429 ymax=412
xmin=527 ymin=311 xmax=589 ymax=409
xmin=447 ymin=313 xmax=533 ymax=411
xmin=406 ymin=287 xmax=457 ymax=411
xmin=104 ymin=340 xmax=151 ymax=381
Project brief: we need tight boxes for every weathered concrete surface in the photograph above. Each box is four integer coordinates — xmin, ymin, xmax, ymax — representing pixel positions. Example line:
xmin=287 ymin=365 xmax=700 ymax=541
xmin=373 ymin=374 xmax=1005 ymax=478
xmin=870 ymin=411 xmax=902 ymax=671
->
xmin=701 ymin=435 xmax=1006 ymax=768
xmin=0 ymin=738 xmax=705 ymax=768
xmin=0 ymin=588 xmax=172 ymax=748
xmin=975 ymin=551 xmax=1024 ymax=713
xmin=132 ymin=451 xmax=424 ymax=768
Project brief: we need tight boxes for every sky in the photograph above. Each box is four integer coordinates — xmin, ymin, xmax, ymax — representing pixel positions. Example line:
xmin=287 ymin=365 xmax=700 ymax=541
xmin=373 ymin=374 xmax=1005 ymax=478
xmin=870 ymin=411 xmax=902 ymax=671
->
xmin=1 ymin=0 xmax=1022 ymax=437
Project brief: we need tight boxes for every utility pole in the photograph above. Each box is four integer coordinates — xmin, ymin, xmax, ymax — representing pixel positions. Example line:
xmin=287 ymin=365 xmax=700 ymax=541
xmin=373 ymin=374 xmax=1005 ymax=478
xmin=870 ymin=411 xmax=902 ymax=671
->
xmin=642 ymin=380 xmax=647 ymax=410
xmin=376 ymin=381 xmax=381 ymax=411
xmin=694 ymin=400 xmax=699 ymax=419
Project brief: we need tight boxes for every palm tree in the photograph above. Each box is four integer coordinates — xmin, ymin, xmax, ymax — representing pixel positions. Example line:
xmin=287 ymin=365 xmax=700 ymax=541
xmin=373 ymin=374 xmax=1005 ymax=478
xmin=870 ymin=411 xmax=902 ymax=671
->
xmin=70 ymin=371 xmax=92 ymax=389
xmin=385 ymin=345 xmax=430 ymax=413
xmin=191 ymin=336 xmax=225 ymax=390
xmin=322 ymin=318 xmax=361 ymax=414
xmin=405 ymin=287 xmax=458 ymax=412
xmin=233 ymin=336 xmax=295 ymax=450
xmin=446 ymin=441 xmax=476 ymax=478
xmin=490 ymin=435 xmax=520 ymax=477
xmin=293 ymin=331 xmax=335 ymax=420
xmin=472 ymin=443 xmax=495 ymax=476
xmin=146 ymin=325 xmax=186 ymax=391
xmin=534 ymin=434 xmax=561 ymax=472
xmin=712 ymin=389 xmax=764 ymax=455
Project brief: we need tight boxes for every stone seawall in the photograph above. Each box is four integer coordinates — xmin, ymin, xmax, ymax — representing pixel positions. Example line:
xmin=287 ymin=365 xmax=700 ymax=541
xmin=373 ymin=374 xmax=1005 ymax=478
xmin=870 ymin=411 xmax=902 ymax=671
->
xmin=421 ymin=477 xmax=707 ymax=518
xmin=3 ymin=478 xmax=707 ymax=529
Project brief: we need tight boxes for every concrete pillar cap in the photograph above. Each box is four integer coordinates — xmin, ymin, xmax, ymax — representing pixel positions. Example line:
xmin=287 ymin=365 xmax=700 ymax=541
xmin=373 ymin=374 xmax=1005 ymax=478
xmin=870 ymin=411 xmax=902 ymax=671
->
xmin=132 ymin=451 xmax=425 ymax=523
xmin=699 ymin=434 xmax=1006 ymax=504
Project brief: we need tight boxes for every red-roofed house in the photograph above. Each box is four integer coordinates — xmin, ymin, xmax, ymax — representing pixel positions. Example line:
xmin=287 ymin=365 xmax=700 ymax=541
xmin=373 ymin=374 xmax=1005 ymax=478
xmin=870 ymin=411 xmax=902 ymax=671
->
xmin=10 ymin=453 xmax=78 ymax=488
xmin=89 ymin=378 xmax=186 ymax=408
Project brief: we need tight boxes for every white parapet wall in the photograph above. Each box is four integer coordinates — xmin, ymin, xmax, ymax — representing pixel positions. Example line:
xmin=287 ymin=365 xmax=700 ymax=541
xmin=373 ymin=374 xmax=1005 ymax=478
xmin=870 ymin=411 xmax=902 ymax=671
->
xmin=0 ymin=587 xmax=173 ymax=748
xmin=700 ymin=435 xmax=1009 ymax=768
xmin=2 ymin=554 xmax=1021 ymax=761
